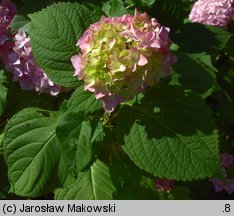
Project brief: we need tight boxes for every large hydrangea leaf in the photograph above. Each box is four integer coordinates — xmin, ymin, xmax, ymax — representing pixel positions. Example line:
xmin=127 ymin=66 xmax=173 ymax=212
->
xmin=172 ymin=52 xmax=216 ymax=98
xmin=29 ymin=2 xmax=100 ymax=87
xmin=116 ymin=85 xmax=221 ymax=181
xmin=3 ymin=108 xmax=60 ymax=197
xmin=65 ymin=86 xmax=103 ymax=116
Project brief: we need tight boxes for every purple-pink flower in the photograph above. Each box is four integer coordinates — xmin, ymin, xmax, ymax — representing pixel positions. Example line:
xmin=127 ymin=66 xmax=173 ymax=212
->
xmin=0 ymin=0 xmax=16 ymax=45
xmin=155 ymin=178 xmax=174 ymax=193
xmin=210 ymin=153 xmax=234 ymax=194
xmin=71 ymin=10 xmax=176 ymax=112
xmin=189 ymin=0 xmax=234 ymax=29
xmin=1 ymin=31 xmax=60 ymax=95
xmin=220 ymin=153 xmax=234 ymax=168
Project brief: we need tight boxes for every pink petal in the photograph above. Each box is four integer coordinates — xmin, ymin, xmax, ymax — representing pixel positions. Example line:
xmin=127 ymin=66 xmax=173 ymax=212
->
xmin=138 ymin=53 xmax=148 ymax=66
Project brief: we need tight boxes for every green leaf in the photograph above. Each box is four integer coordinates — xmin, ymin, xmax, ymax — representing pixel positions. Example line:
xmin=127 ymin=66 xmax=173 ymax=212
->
xmin=171 ymin=52 xmax=216 ymax=98
xmin=29 ymin=3 xmax=100 ymax=87
xmin=141 ymin=0 xmax=155 ymax=7
xmin=10 ymin=15 xmax=31 ymax=33
xmin=226 ymin=36 xmax=234 ymax=59
xmin=102 ymin=0 xmax=127 ymax=17
xmin=108 ymin=159 xmax=157 ymax=200
xmin=173 ymin=23 xmax=232 ymax=55
xmin=56 ymin=111 xmax=103 ymax=177
xmin=0 ymin=71 xmax=7 ymax=117
xmin=155 ymin=0 xmax=181 ymax=17
xmin=10 ymin=0 xmax=55 ymax=33
xmin=55 ymin=159 xmax=116 ymax=199
xmin=3 ymin=108 xmax=60 ymax=197
xmin=6 ymin=83 xmax=54 ymax=119
xmin=57 ymin=114 xmax=91 ymax=173
xmin=0 ymin=133 xmax=4 ymax=150
xmin=151 ymin=0 xmax=189 ymax=31
xmin=66 ymin=86 xmax=103 ymax=115
xmin=116 ymin=85 xmax=220 ymax=181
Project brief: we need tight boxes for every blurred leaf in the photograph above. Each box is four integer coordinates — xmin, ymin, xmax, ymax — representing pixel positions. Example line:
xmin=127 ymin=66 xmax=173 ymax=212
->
xmin=172 ymin=52 xmax=216 ymax=98
xmin=141 ymin=0 xmax=156 ymax=8
xmin=6 ymin=82 xmax=54 ymax=119
xmin=215 ymin=93 xmax=234 ymax=128
xmin=173 ymin=23 xmax=232 ymax=55
xmin=110 ymin=159 xmax=142 ymax=191
xmin=150 ymin=0 xmax=189 ymax=31
xmin=0 ymin=133 xmax=4 ymax=150
xmin=102 ymin=0 xmax=127 ymax=17
xmin=0 ymin=70 xmax=7 ymax=117
xmin=226 ymin=36 xmax=234 ymax=59
xmin=10 ymin=0 xmax=54 ymax=33
xmin=169 ymin=186 xmax=190 ymax=200
xmin=10 ymin=15 xmax=30 ymax=33
xmin=18 ymin=0 xmax=54 ymax=15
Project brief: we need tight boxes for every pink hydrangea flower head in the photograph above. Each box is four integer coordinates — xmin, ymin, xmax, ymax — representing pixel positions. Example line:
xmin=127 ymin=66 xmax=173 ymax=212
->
xmin=71 ymin=10 xmax=176 ymax=112
xmin=0 ymin=0 xmax=16 ymax=45
xmin=210 ymin=153 xmax=234 ymax=194
xmin=2 ymin=31 xmax=60 ymax=96
xmin=189 ymin=0 xmax=234 ymax=29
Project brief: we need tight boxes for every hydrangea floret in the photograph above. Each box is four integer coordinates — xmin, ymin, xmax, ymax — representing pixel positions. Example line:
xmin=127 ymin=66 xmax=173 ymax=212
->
xmin=71 ymin=10 xmax=176 ymax=112
xmin=210 ymin=153 xmax=234 ymax=194
xmin=155 ymin=178 xmax=174 ymax=193
xmin=189 ymin=0 xmax=234 ymax=29
xmin=0 ymin=0 xmax=16 ymax=45
xmin=2 ymin=31 xmax=60 ymax=95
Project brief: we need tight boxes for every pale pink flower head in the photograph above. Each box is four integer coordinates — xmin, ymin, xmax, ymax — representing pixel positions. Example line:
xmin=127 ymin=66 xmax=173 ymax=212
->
xmin=210 ymin=153 xmax=234 ymax=194
xmin=2 ymin=31 xmax=60 ymax=96
xmin=189 ymin=0 xmax=234 ymax=29
xmin=0 ymin=0 xmax=16 ymax=45
xmin=71 ymin=10 xmax=176 ymax=112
